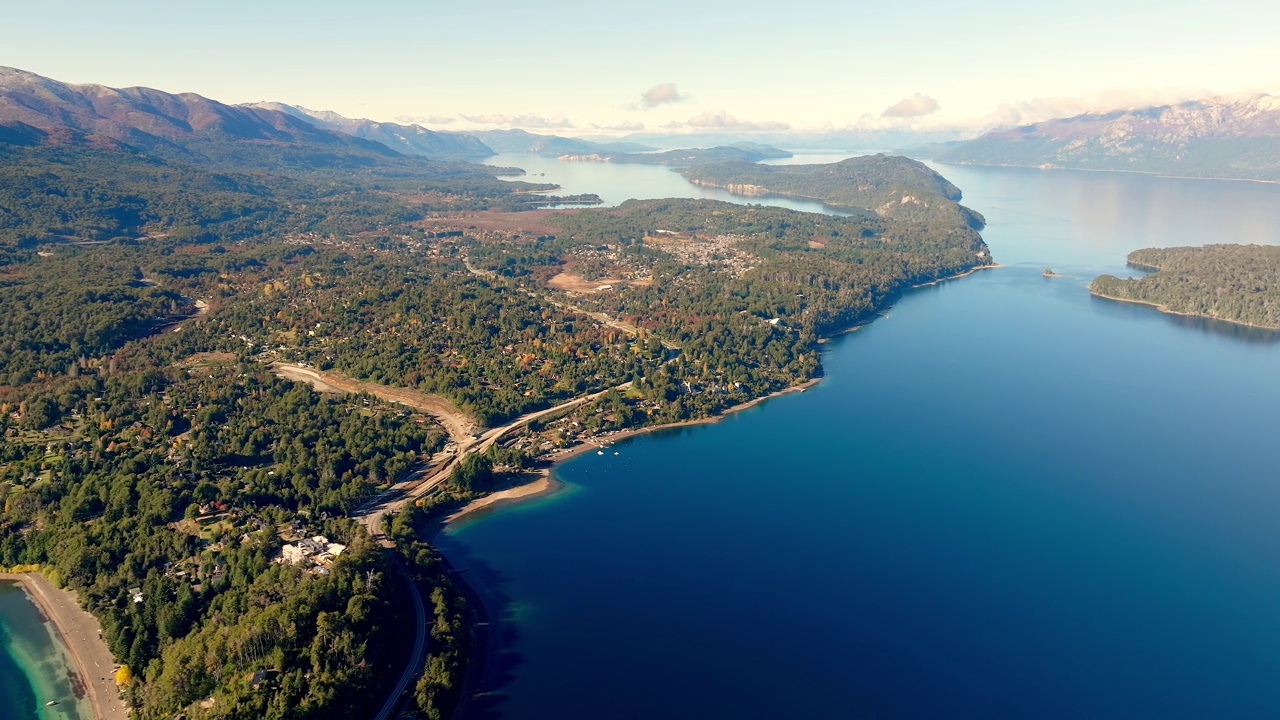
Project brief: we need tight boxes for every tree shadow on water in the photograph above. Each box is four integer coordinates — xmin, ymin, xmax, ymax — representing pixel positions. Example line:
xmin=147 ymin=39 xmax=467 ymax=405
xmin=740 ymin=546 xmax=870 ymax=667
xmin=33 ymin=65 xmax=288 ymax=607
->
xmin=431 ymin=531 xmax=526 ymax=719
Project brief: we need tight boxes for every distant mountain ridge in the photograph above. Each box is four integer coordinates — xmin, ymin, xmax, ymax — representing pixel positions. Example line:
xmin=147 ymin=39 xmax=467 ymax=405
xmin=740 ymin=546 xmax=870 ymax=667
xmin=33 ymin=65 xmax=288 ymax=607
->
xmin=559 ymin=144 xmax=792 ymax=166
xmin=247 ymin=102 xmax=494 ymax=160
xmin=933 ymin=95 xmax=1280 ymax=181
xmin=0 ymin=66 xmax=407 ymax=170
xmin=465 ymin=128 xmax=652 ymax=156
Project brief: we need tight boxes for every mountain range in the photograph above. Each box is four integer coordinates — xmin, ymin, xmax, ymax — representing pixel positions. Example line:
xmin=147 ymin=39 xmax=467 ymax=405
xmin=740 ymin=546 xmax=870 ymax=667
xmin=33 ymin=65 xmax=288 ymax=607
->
xmin=247 ymin=102 xmax=494 ymax=160
xmin=463 ymin=129 xmax=652 ymax=156
xmin=0 ymin=66 xmax=411 ymax=171
xmin=930 ymin=95 xmax=1280 ymax=181
xmin=0 ymin=67 xmax=639 ymax=167
xmin=559 ymin=144 xmax=791 ymax=166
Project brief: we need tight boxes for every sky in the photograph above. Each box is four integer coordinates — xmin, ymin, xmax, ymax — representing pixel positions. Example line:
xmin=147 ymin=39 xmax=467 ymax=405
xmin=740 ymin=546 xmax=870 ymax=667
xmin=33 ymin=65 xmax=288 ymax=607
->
xmin=4 ymin=0 xmax=1279 ymax=137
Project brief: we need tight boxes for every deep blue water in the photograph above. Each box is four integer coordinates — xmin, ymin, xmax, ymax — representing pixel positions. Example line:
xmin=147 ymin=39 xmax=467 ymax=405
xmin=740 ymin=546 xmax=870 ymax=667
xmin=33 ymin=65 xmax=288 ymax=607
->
xmin=447 ymin=161 xmax=1280 ymax=719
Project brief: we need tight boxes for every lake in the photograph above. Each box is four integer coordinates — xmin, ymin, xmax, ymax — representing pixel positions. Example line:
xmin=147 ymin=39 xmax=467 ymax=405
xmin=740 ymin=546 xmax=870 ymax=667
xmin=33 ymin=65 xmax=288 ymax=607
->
xmin=445 ymin=155 xmax=1280 ymax=719
xmin=0 ymin=582 xmax=89 ymax=720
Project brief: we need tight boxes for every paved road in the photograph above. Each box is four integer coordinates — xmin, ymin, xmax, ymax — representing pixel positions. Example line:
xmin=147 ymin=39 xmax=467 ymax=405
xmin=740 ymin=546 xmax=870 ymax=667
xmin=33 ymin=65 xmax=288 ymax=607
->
xmin=370 ymin=558 xmax=427 ymax=720
xmin=356 ymin=381 xmax=628 ymax=719
xmin=355 ymin=382 xmax=629 ymax=540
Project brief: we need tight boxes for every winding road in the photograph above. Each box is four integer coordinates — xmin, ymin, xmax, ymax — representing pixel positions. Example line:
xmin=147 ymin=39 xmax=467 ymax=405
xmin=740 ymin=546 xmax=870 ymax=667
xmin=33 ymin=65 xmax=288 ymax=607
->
xmin=353 ymin=381 xmax=629 ymax=719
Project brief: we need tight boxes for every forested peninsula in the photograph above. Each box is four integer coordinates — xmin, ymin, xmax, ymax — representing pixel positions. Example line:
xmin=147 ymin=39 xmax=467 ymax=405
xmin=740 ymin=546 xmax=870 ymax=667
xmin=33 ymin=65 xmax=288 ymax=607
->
xmin=0 ymin=68 xmax=992 ymax=720
xmin=559 ymin=144 xmax=791 ymax=166
xmin=678 ymin=155 xmax=987 ymax=229
xmin=1090 ymin=245 xmax=1280 ymax=329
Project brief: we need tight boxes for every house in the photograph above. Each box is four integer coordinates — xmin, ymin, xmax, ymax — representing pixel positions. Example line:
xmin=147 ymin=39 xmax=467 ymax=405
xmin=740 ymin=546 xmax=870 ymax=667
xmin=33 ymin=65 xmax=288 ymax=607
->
xmin=279 ymin=536 xmax=339 ymax=566
xmin=246 ymin=670 xmax=270 ymax=690
xmin=297 ymin=536 xmax=329 ymax=555
xmin=128 ymin=587 xmax=143 ymax=604
xmin=280 ymin=544 xmax=307 ymax=565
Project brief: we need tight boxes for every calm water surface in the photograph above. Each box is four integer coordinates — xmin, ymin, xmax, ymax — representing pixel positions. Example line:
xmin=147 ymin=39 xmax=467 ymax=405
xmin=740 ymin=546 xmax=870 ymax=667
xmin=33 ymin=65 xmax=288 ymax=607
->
xmin=448 ymin=160 xmax=1280 ymax=719
xmin=0 ymin=582 xmax=89 ymax=720
xmin=482 ymin=153 xmax=850 ymax=214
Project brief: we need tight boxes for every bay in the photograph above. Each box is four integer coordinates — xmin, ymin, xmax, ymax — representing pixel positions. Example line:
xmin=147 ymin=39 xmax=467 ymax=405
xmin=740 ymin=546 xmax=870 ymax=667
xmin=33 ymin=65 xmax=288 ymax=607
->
xmin=453 ymin=159 xmax=1280 ymax=718
xmin=482 ymin=153 xmax=849 ymax=214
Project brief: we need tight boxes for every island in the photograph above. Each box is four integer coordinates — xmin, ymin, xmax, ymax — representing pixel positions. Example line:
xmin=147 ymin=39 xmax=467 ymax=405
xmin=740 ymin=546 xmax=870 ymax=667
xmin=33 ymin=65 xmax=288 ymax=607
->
xmin=1090 ymin=245 xmax=1280 ymax=329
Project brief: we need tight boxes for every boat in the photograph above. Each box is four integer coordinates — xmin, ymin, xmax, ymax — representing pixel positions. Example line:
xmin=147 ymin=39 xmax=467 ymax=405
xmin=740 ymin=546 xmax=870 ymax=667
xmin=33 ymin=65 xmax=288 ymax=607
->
xmin=597 ymin=450 xmax=604 ymax=455
xmin=46 ymin=701 xmax=59 ymax=707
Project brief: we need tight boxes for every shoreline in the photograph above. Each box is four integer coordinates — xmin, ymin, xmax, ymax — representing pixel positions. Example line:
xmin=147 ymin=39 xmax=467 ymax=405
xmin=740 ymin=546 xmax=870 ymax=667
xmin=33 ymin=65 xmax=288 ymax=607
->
xmin=912 ymin=263 xmax=1001 ymax=289
xmin=1087 ymin=289 xmax=1280 ymax=331
xmin=430 ymin=259 xmax=993 ymax=717
xmin=819 ymin=263 xmax=1002 ymax=341
xmin=442 ymin=472 xmax=564 ymax=526
xmin=931 ymin=160 xmax=1280 ymax=186
xmin=441 ymin=377 xmax=823 ymax=529
xmin=0 ymin=573 xmax=126 ymax=720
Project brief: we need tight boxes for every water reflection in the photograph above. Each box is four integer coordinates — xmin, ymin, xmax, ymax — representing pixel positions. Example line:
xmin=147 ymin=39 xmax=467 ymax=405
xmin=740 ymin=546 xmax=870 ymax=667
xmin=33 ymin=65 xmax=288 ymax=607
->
xmin=482 ymin=153 xmax=852 ymax=215
xmin=1088 ymin=293 xmax=1280 ymax=344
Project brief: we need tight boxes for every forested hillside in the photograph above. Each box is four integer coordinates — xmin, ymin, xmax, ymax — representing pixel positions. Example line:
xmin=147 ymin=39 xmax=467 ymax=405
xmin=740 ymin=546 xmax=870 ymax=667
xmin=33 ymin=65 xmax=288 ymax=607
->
xmin=678 ymin=155 xmax=986 ymax=228
xmin=1090 ymin=245 xmax=1280 ymax=328
xmin=0 ymin=67 xmax=993 ymax=720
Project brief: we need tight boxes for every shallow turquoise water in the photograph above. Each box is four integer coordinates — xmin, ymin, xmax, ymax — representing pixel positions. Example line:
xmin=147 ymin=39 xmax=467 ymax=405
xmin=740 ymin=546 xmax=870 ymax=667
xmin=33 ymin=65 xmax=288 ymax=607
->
xmin=0 ymin=582 xmax=89 ymax=720
xmin=444 ymin=161 xmax=1280 ymax=719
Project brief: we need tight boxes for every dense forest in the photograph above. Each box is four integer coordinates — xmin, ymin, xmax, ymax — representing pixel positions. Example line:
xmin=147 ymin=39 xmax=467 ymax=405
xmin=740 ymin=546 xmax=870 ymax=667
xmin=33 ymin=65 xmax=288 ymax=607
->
xmin=0 ymin=71 xmax=993 ymax=718
xmin=0 ymin=139 xmax=571 ymax=254
xmin=1090 ymin=244 xmax=1280 ymax=329
xmin=460 ymin=197 xmax=991 ymax=422
xmin=678 ymin=154 xmax=986 ymax=228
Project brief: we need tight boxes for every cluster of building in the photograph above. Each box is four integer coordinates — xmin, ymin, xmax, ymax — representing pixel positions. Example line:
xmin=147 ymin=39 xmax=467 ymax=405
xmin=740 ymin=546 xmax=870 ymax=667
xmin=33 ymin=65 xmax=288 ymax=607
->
xmin=278 ymin=535 xmax=346 ymax=573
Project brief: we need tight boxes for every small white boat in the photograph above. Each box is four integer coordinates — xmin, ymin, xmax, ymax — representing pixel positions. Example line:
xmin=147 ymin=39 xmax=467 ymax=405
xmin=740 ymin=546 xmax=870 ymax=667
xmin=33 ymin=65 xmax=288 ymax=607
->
xmin=597 ymin=450 xmax=604 ymax=455
xmin=613 ymin=452 xmax=619 ymax=456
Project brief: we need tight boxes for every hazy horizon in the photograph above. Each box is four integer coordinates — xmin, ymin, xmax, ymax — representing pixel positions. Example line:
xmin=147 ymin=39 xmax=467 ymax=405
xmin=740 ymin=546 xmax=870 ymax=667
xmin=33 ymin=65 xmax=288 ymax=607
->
xmin=3 ymin=1 xmax=1278 ymax=138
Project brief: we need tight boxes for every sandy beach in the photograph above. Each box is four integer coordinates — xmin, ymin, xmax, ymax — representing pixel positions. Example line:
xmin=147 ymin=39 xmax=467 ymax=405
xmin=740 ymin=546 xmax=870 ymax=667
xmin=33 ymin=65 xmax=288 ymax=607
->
xmin=0 ymin=573 xmax=127 ymax=720
xmin=441 ymin=375 xmax=825 ymax=527
xmin=444 ymin=472 xmax=564 ymax=525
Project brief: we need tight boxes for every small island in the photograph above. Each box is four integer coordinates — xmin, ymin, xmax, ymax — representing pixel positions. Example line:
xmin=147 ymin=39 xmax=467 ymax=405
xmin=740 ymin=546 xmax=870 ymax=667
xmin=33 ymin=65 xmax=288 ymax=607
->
xmin=1089 ymin=244 xmax=1280 ymax=329
xmin=1043 ymin=268 xmax=1062 ymax=277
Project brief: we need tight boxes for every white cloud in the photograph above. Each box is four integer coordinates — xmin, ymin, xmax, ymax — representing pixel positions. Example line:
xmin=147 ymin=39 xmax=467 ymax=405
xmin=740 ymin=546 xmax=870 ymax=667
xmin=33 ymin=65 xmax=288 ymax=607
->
xmin=882 ymin=94 xmax=941 ymax=118
xmin=591 ymin=121 xmax=645 ymax=131
xmin=677 ymin=110 xmax=790 ymax=132
xmin=979 ymin=87 xmax=1215 ymax=128
xmin=395 ymin=114 xmax=457 ymax=126
xmin=458 ymin=113 xmax=575 ymax=129
xmin=638 ymin=83 xmax=687 ymax=109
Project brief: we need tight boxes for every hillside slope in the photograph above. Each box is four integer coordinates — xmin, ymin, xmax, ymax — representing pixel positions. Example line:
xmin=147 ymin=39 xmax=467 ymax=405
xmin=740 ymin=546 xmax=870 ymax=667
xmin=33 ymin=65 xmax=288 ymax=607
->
xmin=935 ymin=95 xmax=1280 ymax=181
xmin=679 ymin=154 xmax=985 ymax=228
xmin=248 ymin=102 xmax=494 ymax=160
